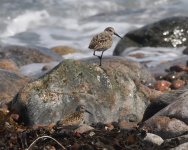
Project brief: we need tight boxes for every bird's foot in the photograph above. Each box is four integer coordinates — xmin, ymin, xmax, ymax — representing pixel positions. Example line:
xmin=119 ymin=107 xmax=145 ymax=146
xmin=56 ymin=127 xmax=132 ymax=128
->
xmin=98 ymin=56 xmax=101 ymax=59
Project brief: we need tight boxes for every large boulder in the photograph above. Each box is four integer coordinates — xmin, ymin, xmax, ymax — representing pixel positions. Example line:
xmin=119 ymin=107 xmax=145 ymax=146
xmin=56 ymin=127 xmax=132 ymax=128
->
xmin=114 ymin=16 xmax=188 ymax=56
xmin=11 ymin=57 xmax=155 ymax=125
xmin=141 ymin=90 xmax=188 ymax=139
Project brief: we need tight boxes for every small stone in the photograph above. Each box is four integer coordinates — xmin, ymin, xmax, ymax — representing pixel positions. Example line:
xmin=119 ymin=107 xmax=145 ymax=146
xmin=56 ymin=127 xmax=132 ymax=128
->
xmin=154 ymin=80 xmax=171 ymax=92
xmin=169 ymin=65 xmax=187 ymax=72
xmin=119 ymin=120 xmax=137 ymax=130
xmin=44 ymin=145 xmax=56 ymax=150
xmin=74 ymin=124 xmax=94 ymax=134
xmin=11 ymin=114 xmax=19 ymax=121
xmin=171 ymin=79 xmax=185 ymax=89
xmin=105 ymin=123 xmax=114 ymax=131
xmin=143 ymin=133 xmax=164 ymax=146
xmin=89 ymin=131 xmax=95 ymax=137
xmin=128 ymin=53 xmax=145 ymax=58
xmin=42 ymin=65 xmax=51 ymax=71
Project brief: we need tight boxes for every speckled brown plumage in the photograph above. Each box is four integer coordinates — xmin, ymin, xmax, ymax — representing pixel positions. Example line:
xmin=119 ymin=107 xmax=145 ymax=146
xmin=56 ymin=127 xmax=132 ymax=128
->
xmin=89 ymin=27 xmax=122 ymax=66
xmin=58 ymin=111 xmax=85 ymax=126
xmin=56 ymin=105 xmax=92 ymax=127
xmin=89 ymin=32 xmax=113 ymax=51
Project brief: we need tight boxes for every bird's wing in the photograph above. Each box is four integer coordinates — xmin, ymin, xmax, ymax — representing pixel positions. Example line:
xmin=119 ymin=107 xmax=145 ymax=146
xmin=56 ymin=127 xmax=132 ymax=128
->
xmin=61 ymin=112 xmax=83 ymax=125
xmin=88 ymin=32 xmax=112 ymax=50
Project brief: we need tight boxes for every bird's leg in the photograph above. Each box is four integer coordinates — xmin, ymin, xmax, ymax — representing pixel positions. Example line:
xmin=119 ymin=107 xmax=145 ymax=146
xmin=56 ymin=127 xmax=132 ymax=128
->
xmin=93 ymin=51 xmax=100 ymax=58
xmin=93 ymin=50 xmax=104 ymax=66
xmin=93 ymin=50 xmax=101 ymax=59
xmin=93 ymin=50 xmax=96 ymax=56
xmin=99 ymin=51 xmax=104 ymax=66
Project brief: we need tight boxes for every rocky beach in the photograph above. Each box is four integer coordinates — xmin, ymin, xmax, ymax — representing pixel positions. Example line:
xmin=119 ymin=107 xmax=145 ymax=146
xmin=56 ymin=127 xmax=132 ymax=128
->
xmin=0 ymin=16 xmax=187 ymax=149
xmin=0 ymin=0 xmax=188 ymax=149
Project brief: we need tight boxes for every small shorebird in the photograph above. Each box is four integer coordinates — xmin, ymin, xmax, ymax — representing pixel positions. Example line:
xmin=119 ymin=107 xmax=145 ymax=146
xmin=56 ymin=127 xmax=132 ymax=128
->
xmin=56 ymin=105 xmax=92 ymax=127
xmin=89 ymin=27 xmax=122 ymax=66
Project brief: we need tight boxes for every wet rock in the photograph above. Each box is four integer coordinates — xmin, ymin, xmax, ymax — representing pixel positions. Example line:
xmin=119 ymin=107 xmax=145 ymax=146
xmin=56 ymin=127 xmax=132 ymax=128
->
xmin=183 ymin=47 xmax=188 ymax=55
xmin=0 ymin=69 xmax=28 ymax=105
xmin=104 ymin=123 xmax=114 ymax=131
xmin=164 ymin=72 xmax=181 ymax=81
xmin=0 ymin=59 xmax=19 ymax=72
xmin=134 ymin=81 xmax=163 ymax=101
xmin=171 ymin=79 xmax=185 ymax=89
xmin=170 ymin=142 xmax=188 ymax=150
xmin=143 ymin=133 xmax=164 ymax=146
xmin=20 ymin=61 xmax=59 ymax=79
xmin=84 ymin=57 xmax=156 ymax=85
xmin=154 ymin=80 xmax=171 ymax=92
xmin=11 ymin=57 xmax=155 ymax=125
xmin=142 ymin=116 xmax=188 ymax=139
xmin=141 ymin=90 xmax=188 ymax=139
xmin=114 ymin=16 xmax=188 ymax=56
xmin=141 ymin=90 xmax=187 ymax=122
xmin=128 ymin=53 xmax=146 ymax=58
xmin=0 ymin=45 xmax=62 ymax=67
xmin=169 ymin=64 xmax=188 ymax=72
xmin=149 ymin=56 xmax=188 ymax=77
xmin=161 ymin=134 xmax=188 ymax=149
xmin=51 ymin=45 xmax=77 ymax=56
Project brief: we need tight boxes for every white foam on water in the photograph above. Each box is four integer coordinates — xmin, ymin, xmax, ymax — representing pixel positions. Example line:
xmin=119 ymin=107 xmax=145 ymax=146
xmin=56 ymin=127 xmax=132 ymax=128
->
xmin=20 ymin=61 xmax=59 ymax=77
xmin=0 ymin=0 xmax=187 ymax=69
xmin=62 ymin=52 xmax=92 ymax=60
xmin=123 ymin=47 xmax=186 ymax=67
xmin=1 ymin=10 xmax=49 ymax=37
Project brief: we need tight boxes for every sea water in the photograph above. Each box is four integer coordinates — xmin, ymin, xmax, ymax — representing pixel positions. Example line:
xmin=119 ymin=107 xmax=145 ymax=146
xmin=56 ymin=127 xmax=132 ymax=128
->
xmin=0 ymin=0 xmax=187 ymax=68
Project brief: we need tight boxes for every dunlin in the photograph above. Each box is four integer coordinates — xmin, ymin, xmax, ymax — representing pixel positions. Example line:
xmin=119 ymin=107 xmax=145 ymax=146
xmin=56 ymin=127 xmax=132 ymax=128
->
xmin=56 ymin=105 xmax=92 ymax=127
xmin=89 ymin=27 xmax=122 ymax=66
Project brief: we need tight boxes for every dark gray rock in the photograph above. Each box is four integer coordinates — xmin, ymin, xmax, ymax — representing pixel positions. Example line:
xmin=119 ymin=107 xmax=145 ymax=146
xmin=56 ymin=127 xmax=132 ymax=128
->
xmin=170 ymin=142 xmax=188 ymax=150
xmin=183 ymin=47 xmax=188 ymax=55
xmin=114 ymin=16 xmax=188 ymax=56
xmin=141 ymin=90 xmax=187 ymax=122
xmin=149 ymin=56 xmax=188 ymax=76
xmin=11 ymin=57 xmax=155 ymax=126
xmin=161 ymin=134 xmax=188 ymax=149
xmin=141 ymin=90 xmax=188 ymax=139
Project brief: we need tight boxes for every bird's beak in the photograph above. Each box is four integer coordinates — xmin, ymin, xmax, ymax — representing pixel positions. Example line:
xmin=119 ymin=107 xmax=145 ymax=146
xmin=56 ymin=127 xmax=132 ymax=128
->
xmin=85 ymin=109 xmax=93 ymax=115
xmin=114 ymin=32 xmax=123 ymax=39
